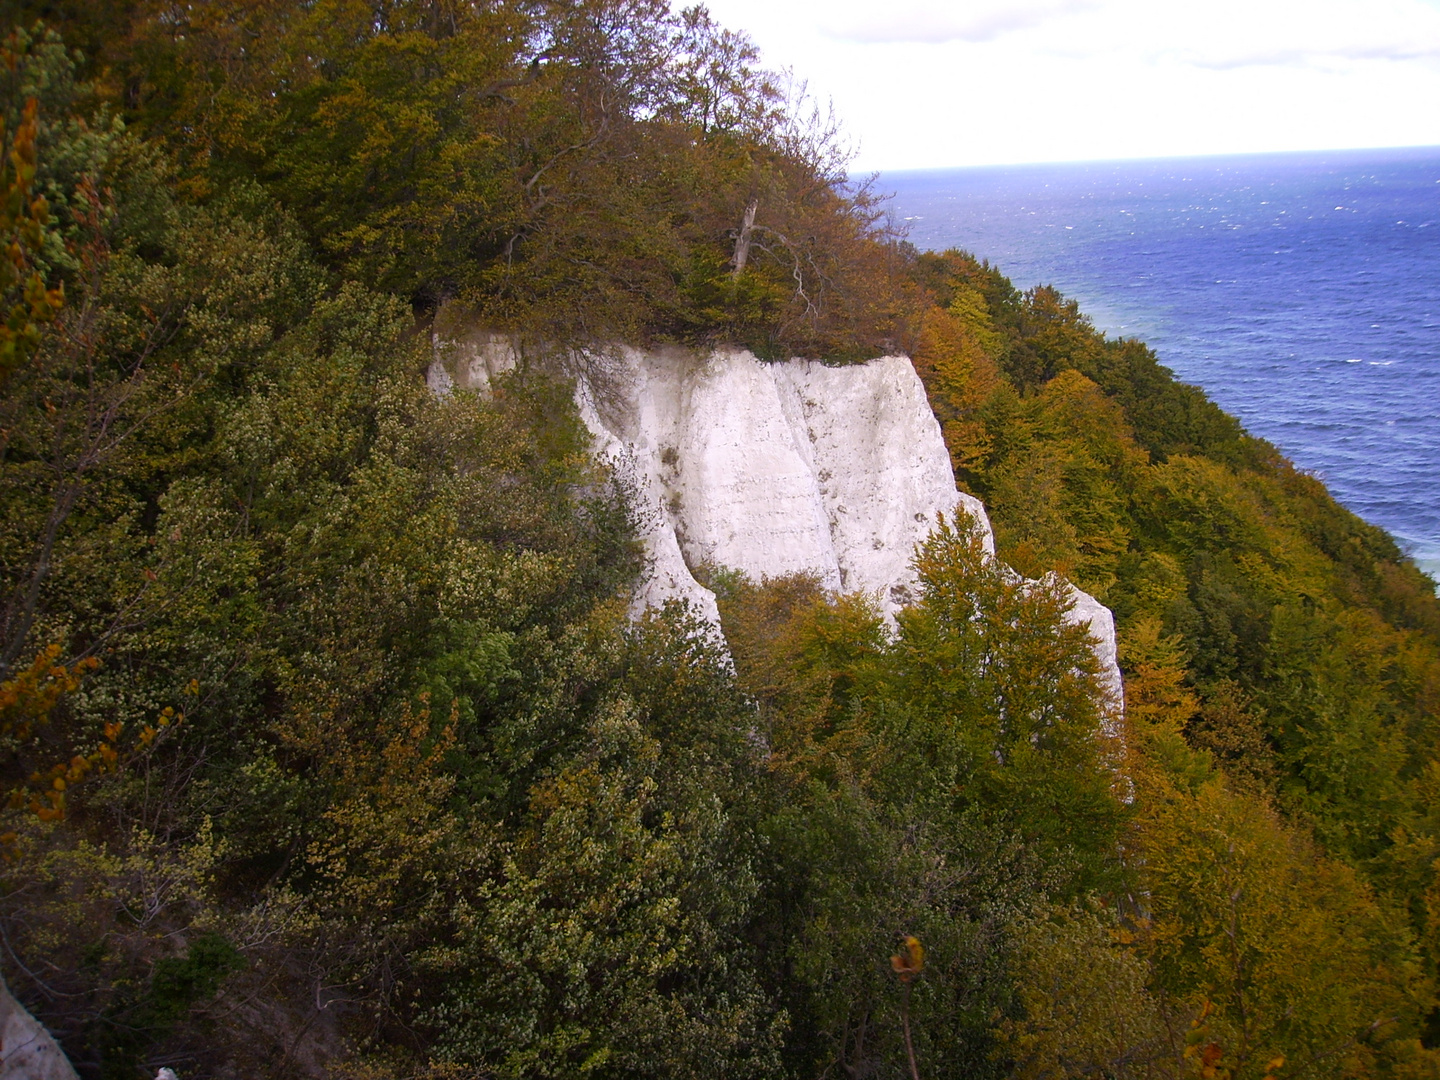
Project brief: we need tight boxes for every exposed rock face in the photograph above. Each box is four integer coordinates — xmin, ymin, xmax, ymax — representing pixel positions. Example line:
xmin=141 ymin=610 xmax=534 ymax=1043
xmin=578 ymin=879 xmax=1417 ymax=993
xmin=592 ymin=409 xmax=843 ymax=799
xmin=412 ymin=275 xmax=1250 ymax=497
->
xmin=428 ymin=338 xmax=1121 ymax=713
xmin=574 ymin=346 xmax=992 ymax=626
xmin=1060 ymin=581 xmax=1124 ymax=720
xmin=1 ymin=976 xmax=79 ymax=1080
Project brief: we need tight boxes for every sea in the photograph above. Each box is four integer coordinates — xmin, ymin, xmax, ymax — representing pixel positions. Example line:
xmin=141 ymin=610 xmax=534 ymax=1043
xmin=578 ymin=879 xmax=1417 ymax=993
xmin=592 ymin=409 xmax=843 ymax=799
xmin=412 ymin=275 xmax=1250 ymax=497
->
xmin=881 ymin=147 xmax=1440 ymax=587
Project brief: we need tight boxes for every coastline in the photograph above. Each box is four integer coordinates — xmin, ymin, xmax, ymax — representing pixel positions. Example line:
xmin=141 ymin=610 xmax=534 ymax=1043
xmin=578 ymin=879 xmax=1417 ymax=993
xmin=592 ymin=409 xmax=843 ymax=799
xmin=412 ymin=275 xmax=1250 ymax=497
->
xmin=882 ymin=148 xmax=1440 ymax=593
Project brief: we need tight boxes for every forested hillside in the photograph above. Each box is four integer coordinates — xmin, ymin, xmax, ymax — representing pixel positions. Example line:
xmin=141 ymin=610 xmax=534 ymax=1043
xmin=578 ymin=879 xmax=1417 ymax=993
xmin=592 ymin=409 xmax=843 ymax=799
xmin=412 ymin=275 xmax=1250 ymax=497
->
xmin=2 ymin=3 xmax=1439 ymax=1078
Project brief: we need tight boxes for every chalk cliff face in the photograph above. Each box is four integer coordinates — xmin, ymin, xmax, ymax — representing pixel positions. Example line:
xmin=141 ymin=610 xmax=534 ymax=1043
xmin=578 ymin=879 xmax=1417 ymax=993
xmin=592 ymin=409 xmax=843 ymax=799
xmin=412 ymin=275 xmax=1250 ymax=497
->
xmin=1 ymin=976 xmax=79 ymax=1080
xmin=429 ymin=336 xmax=1121 ymax=713
xmin=576 ymin=346 xmax=993 ymax=623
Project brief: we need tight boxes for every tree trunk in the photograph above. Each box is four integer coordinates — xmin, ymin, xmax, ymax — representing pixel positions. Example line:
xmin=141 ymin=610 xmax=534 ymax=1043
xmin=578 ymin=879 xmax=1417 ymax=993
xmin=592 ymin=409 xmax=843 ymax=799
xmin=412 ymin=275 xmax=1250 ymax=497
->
xmin=732 ymin=200 xmax=758 ymax=278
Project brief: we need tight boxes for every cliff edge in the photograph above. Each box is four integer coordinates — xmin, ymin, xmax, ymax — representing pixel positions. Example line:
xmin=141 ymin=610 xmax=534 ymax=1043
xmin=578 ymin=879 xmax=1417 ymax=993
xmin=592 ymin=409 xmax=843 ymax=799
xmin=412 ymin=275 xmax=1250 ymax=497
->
xmin=430 ymin=337 xmax=1122 ymax=714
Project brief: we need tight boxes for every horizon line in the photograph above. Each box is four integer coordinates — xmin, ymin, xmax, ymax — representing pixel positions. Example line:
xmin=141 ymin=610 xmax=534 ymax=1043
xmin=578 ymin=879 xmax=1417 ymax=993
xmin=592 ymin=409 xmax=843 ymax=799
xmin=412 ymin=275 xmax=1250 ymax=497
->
xmin=861 ymin=140 xmax=1440 ymax=175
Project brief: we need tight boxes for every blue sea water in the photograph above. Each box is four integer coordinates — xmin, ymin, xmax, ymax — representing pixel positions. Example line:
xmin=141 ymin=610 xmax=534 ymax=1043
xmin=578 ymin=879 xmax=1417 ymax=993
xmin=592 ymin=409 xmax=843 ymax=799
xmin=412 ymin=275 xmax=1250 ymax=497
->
xmin=881 ymin=147 xmax=1440 ymax=585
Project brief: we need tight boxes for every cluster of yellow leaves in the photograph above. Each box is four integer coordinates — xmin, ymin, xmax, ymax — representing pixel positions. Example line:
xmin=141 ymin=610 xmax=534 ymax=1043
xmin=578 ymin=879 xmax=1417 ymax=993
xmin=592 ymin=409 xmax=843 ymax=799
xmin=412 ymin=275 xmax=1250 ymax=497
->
xmin=890 ymin=935 xmax=924 ymax=984
xmin=710 ymin=569 xmax=886 ymax=788
xmin=0 ymin=75 xmax=65 ymax=384
xmin=912 ymin=288 xmax=1004 ymax=480
xmin=995 ymin=903 xmax=1174 ymax=1080
xmin=1133 ymin=736 xmax=1427 ymax=1076
xmin=0 ymin=815 xmax=225 ymax=1001
xmin=1 ymin=646 xmax=190 ymax=833
xmin=1 ymin=645 xmax=102 ymax=825
xmin=305 ymin=695 xmax=459 ymax=925
xmin=0 ymin=643 xmax=96 ymax=739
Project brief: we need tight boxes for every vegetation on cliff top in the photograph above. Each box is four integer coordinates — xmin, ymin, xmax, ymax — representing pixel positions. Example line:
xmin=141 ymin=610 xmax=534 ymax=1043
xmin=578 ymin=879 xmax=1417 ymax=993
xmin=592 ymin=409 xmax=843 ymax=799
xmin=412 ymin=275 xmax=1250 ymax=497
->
xmin=6 ymin=0 xmax=912 ymax=357
xmin=3 ymin=4 xmax=1440 ymax=1078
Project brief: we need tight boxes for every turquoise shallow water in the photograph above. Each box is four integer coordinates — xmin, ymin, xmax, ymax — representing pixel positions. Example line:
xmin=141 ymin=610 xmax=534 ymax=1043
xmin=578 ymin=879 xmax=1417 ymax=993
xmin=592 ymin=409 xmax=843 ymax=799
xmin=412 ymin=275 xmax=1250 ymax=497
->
xmin=882 ymin=147 xmax=1440 ymax=585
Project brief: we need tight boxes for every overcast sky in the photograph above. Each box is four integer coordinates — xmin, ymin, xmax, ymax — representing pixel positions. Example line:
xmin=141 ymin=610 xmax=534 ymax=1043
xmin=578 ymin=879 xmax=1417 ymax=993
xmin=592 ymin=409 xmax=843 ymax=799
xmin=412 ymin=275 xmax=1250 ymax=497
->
xmin=696 ymin=0 xmax=1440 ymax=169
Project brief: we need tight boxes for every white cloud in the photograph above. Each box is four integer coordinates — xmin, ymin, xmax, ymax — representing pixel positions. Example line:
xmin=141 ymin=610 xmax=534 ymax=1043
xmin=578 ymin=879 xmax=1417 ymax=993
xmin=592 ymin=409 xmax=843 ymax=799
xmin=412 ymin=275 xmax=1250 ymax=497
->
xmin=1105 ymin=0 xmax=1440 ymax=70
xmin=820 ymin=0 xmax=1097 ymax=45
xmin=697 ymin=0 xmax=1440 ymax=167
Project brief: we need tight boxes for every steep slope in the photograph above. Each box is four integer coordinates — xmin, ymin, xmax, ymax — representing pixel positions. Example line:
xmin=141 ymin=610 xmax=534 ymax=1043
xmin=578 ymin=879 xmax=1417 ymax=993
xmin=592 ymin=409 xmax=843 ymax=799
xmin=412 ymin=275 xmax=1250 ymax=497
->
xmin=428 ymin=336 xmax=1122 ymax=710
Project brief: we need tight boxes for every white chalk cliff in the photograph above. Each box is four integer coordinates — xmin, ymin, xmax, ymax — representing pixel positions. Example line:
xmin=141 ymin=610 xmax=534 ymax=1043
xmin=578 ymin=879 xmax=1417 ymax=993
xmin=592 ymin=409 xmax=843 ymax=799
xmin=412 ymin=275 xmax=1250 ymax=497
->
xmin=1 ymin=976 xmax=79 ymax=1080
xmin=429 ymin=335 xmax=1122 ymax=714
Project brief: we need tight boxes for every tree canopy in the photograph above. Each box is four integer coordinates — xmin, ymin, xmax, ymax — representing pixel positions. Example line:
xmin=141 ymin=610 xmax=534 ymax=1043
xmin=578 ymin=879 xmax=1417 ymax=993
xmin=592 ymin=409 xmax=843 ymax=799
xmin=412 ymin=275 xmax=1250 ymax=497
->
xmin=3 ymin=8 xmax=1440 ymax=1080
